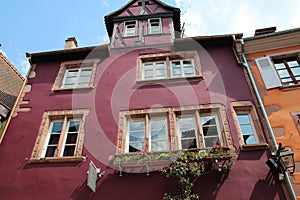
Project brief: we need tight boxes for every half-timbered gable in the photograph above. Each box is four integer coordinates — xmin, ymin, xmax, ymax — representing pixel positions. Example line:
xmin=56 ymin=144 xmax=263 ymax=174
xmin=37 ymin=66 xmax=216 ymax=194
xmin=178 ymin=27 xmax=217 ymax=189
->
xmin=105 ymin=0 xmax=181 ymax=49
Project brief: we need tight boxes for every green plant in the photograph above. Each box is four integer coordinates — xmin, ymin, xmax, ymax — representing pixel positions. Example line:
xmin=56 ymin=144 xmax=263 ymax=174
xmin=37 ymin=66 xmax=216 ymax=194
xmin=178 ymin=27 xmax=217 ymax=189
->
xmin=161 ymin=145 xmax=237 ymax=200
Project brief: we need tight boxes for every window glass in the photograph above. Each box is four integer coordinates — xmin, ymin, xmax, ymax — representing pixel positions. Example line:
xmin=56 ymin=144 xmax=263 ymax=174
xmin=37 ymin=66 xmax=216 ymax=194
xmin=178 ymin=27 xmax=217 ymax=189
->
xmin=128 ymin=119 xmax=145 ymax=152
xmin=150 ymin=117 xmax=168 ymax=151
xmin=201 ymin=115 xmax=219 ymax=148
xmin=237 ymin=114 xmax=257 ymax=144
xmin=177 ymin=116 xmax=197 ymax=149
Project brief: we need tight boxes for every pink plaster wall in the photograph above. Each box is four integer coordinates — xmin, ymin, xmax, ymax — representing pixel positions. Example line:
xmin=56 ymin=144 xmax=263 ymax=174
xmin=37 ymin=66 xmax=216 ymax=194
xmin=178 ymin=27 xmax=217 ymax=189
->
xmin=0 ymin=44 xmax=286 ymax=199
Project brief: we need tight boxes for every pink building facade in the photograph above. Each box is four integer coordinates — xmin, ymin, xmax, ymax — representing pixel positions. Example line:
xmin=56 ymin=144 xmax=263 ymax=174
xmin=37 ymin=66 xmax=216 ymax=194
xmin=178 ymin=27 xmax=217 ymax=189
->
xmin=0 ymin=0 xmax=287 ymax=199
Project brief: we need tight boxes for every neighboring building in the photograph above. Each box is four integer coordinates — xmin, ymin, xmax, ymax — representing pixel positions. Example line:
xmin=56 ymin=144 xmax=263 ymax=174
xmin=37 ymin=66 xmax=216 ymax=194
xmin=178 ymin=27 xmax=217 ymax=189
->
xmin=0 ymin=1 xmax=287 ymax=199
xmin=0 ymin=52 xmax=24 ymax=139
xmin=240 ymin=27 xmax=300 ymax=199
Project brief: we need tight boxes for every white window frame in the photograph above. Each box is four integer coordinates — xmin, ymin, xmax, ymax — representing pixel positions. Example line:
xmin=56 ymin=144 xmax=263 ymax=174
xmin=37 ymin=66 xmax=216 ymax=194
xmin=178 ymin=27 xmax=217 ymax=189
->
xmin=236 ymin=113 xmax=259 ymax=145
xmin=62 ymin=68 xmax=93 ymax=89
xmin=148 ymin=18 xmax=162 ymax=34
xmin=177 ymin=112 xmax=222 ymax=149
xmin=125 ymin=115 xmax=169 ymax=153
xmin=142 ymin=61 xmax=166 ymax=80
xmin=200 ymin=114 xmax=222 ymax=148
xmin=171 ymin=59 xmax=196 ymax=78
xmin=124 ymin=20 xmax=137 ymax=37
xmin=177 ymin=114 xmax=199 ymax=149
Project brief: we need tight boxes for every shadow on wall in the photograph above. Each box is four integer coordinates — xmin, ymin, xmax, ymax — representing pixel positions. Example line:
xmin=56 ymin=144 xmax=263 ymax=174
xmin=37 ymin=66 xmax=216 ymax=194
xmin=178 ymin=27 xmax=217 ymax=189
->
xmin=70 ymin=169 xmax=229 ymax=200
xmin=250 ymin=171 xmax=286 ymax=200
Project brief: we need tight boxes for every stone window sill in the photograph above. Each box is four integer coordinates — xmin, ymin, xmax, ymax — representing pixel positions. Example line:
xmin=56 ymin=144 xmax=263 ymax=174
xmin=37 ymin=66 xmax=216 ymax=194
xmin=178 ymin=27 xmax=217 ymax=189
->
xmin=240 ymin=143 xmax=269 ymax=151
xmin=136 ymin=76 xmax=203 ymax=86
xmin=28 ymin=156 xmax=86 ymax=163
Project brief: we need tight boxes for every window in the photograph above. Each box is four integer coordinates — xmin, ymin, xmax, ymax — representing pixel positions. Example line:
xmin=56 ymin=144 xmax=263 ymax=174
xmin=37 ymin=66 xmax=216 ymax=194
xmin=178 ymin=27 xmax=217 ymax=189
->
xmin=231 ymin=101 xmax=267 ymax=150
xmin=62 ymin=68 xmax=92 ymax=89
xmin=124 ymin=21 xmax=137 ymax=37
xmin=137 ymin=51 xmax=202 ymax=82
xmin=117 ymin=104 xmax=232 ymax=154
xmin=236 ymin=114 xmax=257 ymax=144
xmin=142 ymin=61 xmax=166 ymax=80
xmin=171 ymin=60 xmax=195 ymax=78
xmin=255 ymin=54 xmax=300 ymax=89
xmin=177 ymin=113 xmax=221 ymax=149
xmin=291 ymin=111 xmax=300 ymax=133
xmin=52 ymin=59 xmax=99 ymax=91
xmin=273 ymin=57 xmax=300 ymax=86
xmin=29 ymin=109 xmax=89 ymax=163
xmin=126 ymin=115 xmax=169 ymax=153
xmin=148 ymin=18 xmax=162 ymax=34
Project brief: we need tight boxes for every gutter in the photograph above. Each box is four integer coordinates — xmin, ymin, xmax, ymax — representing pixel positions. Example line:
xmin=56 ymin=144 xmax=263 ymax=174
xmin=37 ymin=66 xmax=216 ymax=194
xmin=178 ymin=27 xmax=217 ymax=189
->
xmin=238 ymin=38 xmax=297 ymax=200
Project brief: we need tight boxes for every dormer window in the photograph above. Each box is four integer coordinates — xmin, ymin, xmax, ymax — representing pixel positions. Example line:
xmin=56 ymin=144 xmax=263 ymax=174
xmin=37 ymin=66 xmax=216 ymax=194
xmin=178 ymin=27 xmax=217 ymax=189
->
xmin=148 ymin=18 xmax=162 ymax=34
xmin=124 ymin=20 xmax=137 ymax=37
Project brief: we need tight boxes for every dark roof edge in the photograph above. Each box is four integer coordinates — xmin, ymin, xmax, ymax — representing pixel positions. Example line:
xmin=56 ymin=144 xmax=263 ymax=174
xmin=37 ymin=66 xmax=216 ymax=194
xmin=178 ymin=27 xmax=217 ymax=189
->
xmin=176 ymin=33 xmax=243 ymax=42
xmin=244 ymin=27 xmax=300 ymax=41
xmin=26 ymin=44 xmax=109 ymax=58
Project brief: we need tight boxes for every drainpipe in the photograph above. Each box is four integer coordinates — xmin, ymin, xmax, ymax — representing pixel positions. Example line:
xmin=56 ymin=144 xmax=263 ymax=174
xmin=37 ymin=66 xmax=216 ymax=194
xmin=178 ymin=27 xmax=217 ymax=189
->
xmin=239 ymin=38 xmax=296 ymax=200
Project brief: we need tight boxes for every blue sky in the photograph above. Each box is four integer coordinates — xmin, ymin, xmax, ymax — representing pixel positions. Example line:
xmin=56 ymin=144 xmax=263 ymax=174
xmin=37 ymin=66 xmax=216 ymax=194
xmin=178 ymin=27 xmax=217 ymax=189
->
xmin=1 ymin=0 xmax=299 ymax=76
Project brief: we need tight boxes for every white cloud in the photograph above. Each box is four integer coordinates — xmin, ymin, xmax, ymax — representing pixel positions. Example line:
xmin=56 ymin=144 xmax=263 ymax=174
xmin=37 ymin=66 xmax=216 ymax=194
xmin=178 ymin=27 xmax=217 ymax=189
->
xmin=102 ymin=0 xmax=110 ymax=8
xmin=175 ymin=0 xmax=300 ymax=37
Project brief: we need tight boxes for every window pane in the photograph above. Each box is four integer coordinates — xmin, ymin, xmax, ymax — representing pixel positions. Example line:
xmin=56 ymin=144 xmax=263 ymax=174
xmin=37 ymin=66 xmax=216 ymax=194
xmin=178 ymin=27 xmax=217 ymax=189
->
xmin=204 ymin=137 xmax=219 ymax=148
xmin=129 ymin=120 xmax=145 ymax=131
xmin=80 ymin=69 xmax=92 ymax=76
xmin=63 ymin=145 xmax=76 ymax=156
xmin=182 ymin=129 xmax=196 ymax=138
xmin=68 ymin=121 xmax=80 ymax=132
xmin=277 ymin=69 xmax=290 ymax=78
xmin=243 ymin=135 xmax=257 ymax=144
xmin=51 ymin=122 xmax=63 ymax=133
xmin=287 ymin=61 xmax=299 ymax=67
xmin=151 ymin=141 xmax=168 ymax=151
xmin=240 ymin=124 xmax=255 ymax=135
xmin=66 ymin=133 xmax=78 ymax=144
xmin=202 ymin=126 xmax=218 ymax=136
xmin=274 ymin=63 xmax=285 ymax=70
xmin=201 ymin=116 xmax=216 ymax=126
xmin=129 ymin=143 xmax=144 ymax=152
xmin=181 ymin=138 xmax=197 ymax=149
xmin=129 ymin=132 xmax=145 ymax=143
xmin=237 ymin=114 xmax=250 ymax=124
xmin=48 ymin=134 xmax=60 ymax=145
xmin=291 ymin=68 xmax=300 ymax=76
xmin=45 ymin=146 xmax=57 ymax=157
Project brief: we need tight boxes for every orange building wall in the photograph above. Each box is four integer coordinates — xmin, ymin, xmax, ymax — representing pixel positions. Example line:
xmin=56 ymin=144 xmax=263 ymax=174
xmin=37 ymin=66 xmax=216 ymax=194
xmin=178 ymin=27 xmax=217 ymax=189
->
xmin=248 ymin=45 xmax=300 ymax=185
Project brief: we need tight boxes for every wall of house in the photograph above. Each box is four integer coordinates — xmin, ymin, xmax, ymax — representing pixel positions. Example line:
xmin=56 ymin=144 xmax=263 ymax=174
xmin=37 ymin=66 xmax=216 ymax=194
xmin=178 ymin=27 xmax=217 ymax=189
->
xmin=0 ymin=41 xmax=286 ymax=199
xmin=247 ymin=44 xmax=300 ymax=197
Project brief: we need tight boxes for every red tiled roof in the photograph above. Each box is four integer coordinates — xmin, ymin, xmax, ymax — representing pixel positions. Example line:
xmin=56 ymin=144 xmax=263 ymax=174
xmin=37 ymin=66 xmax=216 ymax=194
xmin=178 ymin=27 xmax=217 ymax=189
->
xmin=0 ymin=53 xmax=24 ymax=110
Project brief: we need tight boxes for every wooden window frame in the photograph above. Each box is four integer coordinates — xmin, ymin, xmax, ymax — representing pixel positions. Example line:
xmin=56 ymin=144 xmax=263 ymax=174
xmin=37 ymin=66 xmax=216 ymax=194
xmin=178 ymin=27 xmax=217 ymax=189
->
xmin=52 ymin=59 xmax=99 ymax=91
xmin=231 ymin=101 xmax=267 ymax=150
xmin=273 ymin=56 xmax=300 ymax=86
xmin=136 ymin=51 xmax=203 ymax=83
xmin=148 ymin=18 xmax=162 ymax=35
xmin=117 ymin=104 xmax=232 ymax=154
xmin=29 ymin=109 xmax=89 ymax=163
xmin=123 ymin=20 xmax=138 ymax=37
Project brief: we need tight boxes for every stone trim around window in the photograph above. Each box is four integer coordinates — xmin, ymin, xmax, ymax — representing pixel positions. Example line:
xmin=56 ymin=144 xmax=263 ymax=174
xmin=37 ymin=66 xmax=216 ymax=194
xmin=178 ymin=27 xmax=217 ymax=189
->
xmin=291 ymin=111 xmax=300 ymax=133
xmin=28 ymin=109 xmax=89 ymax=163
xmin=230 ymin=101 xmax=268 ymax=151
xmin=136 ymin=50 xmax=203 ymax=84
xmin=52 ymin=59 xmax=100 ymax=91
xmin=116 ymin=104 xmax=233 ymax=154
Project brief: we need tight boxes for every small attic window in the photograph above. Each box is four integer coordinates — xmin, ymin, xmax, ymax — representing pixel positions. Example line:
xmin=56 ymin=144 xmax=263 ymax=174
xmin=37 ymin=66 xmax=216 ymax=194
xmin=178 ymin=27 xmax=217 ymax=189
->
xmin=124 ymin=21 xmax=137 ymax=37
xmin=138 ymin=1 xmax=150 ymax=6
